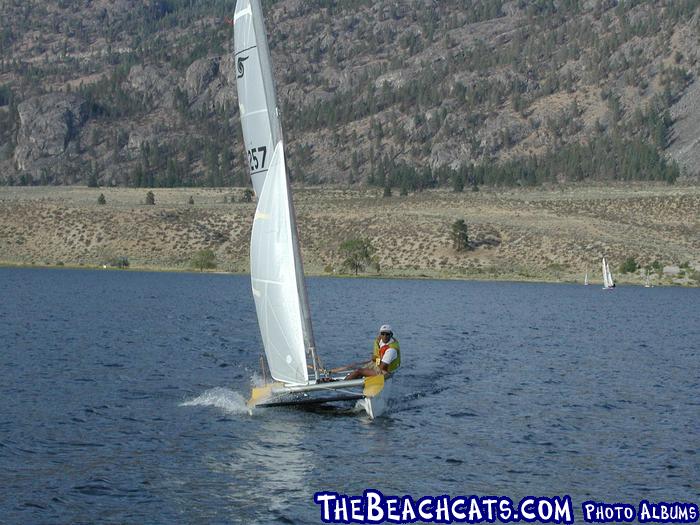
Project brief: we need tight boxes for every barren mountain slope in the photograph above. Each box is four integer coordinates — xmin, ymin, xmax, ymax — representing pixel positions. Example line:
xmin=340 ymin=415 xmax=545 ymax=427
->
xmin=0 ymin=1 xmax=698 ymax=186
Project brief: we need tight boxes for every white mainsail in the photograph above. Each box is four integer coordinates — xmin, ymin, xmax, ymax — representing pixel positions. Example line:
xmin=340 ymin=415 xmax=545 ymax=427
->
xmin=234 ymin=0 xmax=318 ymax=385
xmin=234 ymin=0 xmax=283 ymax=196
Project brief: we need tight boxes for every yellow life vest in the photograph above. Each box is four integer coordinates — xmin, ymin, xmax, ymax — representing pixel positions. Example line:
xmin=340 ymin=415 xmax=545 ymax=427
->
xmin=373 ymin=337 xmax=401 ymax=373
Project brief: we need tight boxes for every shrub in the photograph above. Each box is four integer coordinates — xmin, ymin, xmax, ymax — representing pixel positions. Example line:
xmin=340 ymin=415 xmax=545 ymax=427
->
xmin=339 ymin=238 xmax=378 ymax=275
xmin=97 ymin=193 xmax=106 ymax=205
xmin=108 ymin=256 xmax=129 ymax=269
xmin=241 ymin=188 xmax=254 ymax=202
xmin=145 ymin=191 xmax=155 ymax=205
xmin=619 ymin=257 xmax=638 ymax=274
xmin=191 ymin=249 xmax=217 ymax=271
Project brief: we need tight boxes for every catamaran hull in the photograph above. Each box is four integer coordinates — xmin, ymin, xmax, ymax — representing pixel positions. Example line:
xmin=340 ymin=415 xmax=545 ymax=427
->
xmin=248 ymin=377 xmax=389 ymax=419
xmin=354 ymin=379 xmax=391 ymax=419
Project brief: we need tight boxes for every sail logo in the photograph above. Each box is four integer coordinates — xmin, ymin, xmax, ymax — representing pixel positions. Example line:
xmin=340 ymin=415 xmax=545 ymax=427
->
xmin=237 ymin=56 xmax=249 ymax=78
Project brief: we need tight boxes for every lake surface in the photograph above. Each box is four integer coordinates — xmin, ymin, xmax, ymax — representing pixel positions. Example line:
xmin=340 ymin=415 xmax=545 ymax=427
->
xmin=1 ymin=268 xmax=698 ymax=524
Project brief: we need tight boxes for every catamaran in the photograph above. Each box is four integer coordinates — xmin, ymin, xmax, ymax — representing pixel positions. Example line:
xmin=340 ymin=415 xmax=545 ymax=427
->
xmin=233 ymin=0 xmax=388 ymax=418
xmin=602 ymin=257 xmax=615 ymax=290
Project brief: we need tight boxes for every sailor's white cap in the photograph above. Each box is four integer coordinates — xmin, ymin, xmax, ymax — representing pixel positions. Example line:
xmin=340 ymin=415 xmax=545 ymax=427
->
xmin=379 ymin=324 xmax=393 ymax=333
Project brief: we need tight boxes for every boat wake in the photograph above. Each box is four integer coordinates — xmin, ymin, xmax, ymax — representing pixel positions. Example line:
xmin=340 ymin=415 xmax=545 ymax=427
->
xmin=180 ymin=387 xmax=249 ymax=415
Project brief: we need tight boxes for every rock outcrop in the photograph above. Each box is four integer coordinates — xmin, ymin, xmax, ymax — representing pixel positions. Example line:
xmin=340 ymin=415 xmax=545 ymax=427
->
xmin=184 ymin=56 xmax=237 ymax=113
xmin=125 ymin=64 xmax=176 ymax=109
xmin=14 ymin=93 xmax=88 ymax=180
xmin=669 ymin=79 xmax=700 ymax=178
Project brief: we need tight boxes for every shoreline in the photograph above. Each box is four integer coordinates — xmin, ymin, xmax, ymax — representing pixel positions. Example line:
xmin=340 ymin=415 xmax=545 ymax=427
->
xmin=1 ymin=184 xmax=698 ymax=287
xmin=0 ymin=260 xmax=694 ymax=288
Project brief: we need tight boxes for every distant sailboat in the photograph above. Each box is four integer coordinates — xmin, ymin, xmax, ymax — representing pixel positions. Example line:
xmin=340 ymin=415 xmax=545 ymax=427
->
xmin=644 ymin=271 xmax=653 ymax=288
xmin=602 ymin=257 xmax=615 ymax=290
xmin=584 ymin=272 xmax=589 ymax=286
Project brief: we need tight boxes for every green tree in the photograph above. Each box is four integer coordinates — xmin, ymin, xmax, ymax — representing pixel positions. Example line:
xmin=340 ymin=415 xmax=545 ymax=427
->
xmin=97 ymin=193 xmax=106 ymax=205
xmin=191 ymin=249 xmax=217 ymax=272
xmin=145 ymin=190 xmax=155 ymax=205
xmin=188 ymin=195 xmax=194 ymax=205
xmin=619 ymin=257 xmax=638 ymax=274
xmin=452 ymin=172 xmax=465 ymax=193
xmin=451 ymin=219 xmax=469 ymax=251
xmin=339 ymin=238 xmax=377 ymax=275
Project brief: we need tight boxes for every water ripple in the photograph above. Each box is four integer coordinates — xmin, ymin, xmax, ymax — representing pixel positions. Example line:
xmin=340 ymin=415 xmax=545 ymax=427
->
xmin=1 ymin=269 xmax=697 ymax=523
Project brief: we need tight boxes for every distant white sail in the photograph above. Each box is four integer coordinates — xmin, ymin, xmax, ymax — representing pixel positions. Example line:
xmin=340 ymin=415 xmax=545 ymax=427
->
xmin=234 ymin=0 xmax=283 ymax=196
xmin=250 ymin=141 xmax=308 ymax=385
xmin=602 ymin=258 xmax=610 ymax=288
xmin=602 ymin=257 xmax=615 ymax=289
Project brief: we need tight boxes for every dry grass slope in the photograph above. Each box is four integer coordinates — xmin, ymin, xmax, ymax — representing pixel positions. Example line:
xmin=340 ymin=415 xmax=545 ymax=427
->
xmin=0 ymin=185 xmax=698 ymax=286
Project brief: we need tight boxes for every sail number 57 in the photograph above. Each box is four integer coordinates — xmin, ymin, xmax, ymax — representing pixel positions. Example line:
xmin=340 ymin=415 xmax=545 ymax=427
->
xmin=248 ymin=146 xmax=267 ymax=171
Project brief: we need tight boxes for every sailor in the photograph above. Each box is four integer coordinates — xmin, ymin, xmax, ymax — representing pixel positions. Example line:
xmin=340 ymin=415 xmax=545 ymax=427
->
xmin=344 ymin=324 xmax=401 ymax=380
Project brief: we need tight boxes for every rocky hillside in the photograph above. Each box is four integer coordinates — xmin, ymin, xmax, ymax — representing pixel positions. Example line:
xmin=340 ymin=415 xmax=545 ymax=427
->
xmin=0 ymin=0 xmax=699 ymax=187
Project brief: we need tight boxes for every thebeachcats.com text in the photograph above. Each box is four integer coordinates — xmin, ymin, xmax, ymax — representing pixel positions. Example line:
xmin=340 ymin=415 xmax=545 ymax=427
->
xmin=313 ymin=490 xmax=699 ymax=524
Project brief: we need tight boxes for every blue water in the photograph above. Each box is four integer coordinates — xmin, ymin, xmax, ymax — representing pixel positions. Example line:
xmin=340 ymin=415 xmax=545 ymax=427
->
xmin=0 ymin=268 xmax=698 ymax=524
